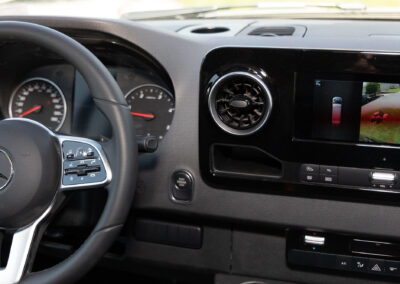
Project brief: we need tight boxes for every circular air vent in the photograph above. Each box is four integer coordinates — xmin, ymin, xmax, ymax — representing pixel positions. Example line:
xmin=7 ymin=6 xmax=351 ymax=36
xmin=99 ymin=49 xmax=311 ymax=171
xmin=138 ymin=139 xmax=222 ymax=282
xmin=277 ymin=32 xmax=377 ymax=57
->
xmin=208 ymin=71 xmax=273 ymax=135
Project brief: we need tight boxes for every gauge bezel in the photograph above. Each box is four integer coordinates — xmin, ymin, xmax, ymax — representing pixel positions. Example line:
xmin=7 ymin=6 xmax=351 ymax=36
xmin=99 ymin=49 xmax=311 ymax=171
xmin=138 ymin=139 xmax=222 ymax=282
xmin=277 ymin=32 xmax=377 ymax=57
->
xmin=124 ymin=83 xmax=175 ymax=140
xmin=8 ymin=77 xmax=67 ymax=132
xmin=124 ymin=83 xmax=174 ymax=101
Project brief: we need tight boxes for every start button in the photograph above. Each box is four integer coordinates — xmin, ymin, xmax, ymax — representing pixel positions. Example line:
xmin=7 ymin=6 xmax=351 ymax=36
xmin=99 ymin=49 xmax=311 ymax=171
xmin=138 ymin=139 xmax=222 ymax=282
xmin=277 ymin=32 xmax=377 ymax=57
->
xmin=171 ymin=170 xmax=194 ymax=202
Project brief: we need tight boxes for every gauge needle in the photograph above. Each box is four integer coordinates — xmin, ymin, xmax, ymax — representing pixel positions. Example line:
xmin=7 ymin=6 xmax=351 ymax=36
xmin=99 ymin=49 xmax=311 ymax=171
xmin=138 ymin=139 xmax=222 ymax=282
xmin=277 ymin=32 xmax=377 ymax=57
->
xmin=131 ymin=112 xmax=155 ymax=119
xmin=18 ymin=105 xmax=42 ymax=118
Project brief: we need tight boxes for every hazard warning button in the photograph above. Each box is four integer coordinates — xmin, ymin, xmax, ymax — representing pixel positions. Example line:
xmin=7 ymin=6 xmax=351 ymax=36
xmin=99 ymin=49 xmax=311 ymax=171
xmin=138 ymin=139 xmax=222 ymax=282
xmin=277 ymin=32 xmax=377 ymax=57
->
xmin=368 ymin=259 xmax=385 ymax=274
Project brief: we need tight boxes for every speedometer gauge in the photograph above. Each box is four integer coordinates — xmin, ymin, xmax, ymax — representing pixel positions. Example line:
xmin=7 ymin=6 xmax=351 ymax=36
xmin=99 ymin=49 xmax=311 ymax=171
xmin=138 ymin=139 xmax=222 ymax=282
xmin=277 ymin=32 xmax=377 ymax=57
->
xmin=125 ymin=84 xmax=175 ymax=140
xmin=9 ymin=78 xmax=67 ymax=132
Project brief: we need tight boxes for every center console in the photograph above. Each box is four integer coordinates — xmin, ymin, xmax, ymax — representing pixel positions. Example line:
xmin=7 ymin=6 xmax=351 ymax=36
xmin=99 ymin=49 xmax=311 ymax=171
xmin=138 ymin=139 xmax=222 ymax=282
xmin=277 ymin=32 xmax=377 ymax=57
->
xmin=287 ymin=229 xmax=400 ymax=278
xmin=199 ymin=48 xmax=400 ymax=198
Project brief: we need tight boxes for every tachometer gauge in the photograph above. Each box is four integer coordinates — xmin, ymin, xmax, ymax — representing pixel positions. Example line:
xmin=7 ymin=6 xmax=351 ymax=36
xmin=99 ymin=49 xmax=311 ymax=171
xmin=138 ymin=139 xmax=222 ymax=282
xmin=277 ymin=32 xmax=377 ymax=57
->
xmin=9 ymin=78 xmax=67 ymax=132
xmin=125 ymin=84 xmax=175 ymax=140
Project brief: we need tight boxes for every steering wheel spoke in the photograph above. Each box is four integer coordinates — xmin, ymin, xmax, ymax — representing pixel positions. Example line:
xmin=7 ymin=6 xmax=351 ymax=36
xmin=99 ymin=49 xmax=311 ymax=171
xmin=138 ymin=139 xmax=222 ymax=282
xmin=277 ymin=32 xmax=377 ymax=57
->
xmin=57 ymin=135 xmax=112 ymax=191
xmin=0 ymin=205 xmax=52 ymax=284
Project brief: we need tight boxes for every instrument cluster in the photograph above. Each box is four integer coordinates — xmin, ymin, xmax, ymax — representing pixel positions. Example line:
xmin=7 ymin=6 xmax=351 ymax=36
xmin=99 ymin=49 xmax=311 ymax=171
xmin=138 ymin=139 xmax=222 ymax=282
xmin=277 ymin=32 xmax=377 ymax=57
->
xmin=4 ymin=67 xmax=175 ymax=142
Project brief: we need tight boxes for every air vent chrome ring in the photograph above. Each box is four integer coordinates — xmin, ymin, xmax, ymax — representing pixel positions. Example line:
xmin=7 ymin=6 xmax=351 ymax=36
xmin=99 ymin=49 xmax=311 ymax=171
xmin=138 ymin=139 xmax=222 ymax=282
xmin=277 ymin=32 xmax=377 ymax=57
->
xmin=208 ymin=71 xmax=273 ymax=136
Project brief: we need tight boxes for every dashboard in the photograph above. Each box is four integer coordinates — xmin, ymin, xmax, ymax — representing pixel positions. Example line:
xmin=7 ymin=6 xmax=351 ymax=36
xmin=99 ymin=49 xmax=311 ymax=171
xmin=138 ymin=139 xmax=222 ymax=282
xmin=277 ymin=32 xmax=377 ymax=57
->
xmin=4 ymin=16 xmax=400 ymax=284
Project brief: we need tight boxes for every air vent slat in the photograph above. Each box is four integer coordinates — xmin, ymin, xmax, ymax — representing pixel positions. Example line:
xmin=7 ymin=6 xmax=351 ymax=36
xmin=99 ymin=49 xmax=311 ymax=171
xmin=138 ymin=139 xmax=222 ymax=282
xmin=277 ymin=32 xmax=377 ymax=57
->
xmin=208 ymin=71 xmax=273 ymax=136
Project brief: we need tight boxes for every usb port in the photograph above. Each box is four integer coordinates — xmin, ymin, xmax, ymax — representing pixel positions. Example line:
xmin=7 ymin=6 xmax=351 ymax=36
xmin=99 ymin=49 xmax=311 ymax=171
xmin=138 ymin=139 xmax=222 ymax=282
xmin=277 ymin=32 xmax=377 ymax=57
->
xmin=304 ymin=235 xmax=325 ymax=246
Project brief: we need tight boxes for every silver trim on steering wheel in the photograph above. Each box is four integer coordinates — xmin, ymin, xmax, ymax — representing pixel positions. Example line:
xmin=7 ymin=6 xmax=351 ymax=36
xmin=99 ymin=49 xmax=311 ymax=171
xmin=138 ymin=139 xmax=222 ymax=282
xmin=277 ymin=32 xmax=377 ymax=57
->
xmin=0 ymin=204 xmax=53 ymax=284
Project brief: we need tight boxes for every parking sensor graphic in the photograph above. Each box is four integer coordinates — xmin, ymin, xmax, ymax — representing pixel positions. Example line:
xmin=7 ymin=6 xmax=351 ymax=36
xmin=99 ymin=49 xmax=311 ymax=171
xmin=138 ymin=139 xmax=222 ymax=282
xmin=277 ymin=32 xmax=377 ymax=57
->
xmin=332 ymin=96 xmax=343 ymax=126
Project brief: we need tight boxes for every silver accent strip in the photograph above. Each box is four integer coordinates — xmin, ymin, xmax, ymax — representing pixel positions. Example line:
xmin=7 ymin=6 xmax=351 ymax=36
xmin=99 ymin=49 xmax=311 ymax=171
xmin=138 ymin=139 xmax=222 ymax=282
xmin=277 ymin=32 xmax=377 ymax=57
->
xmin=206 ymin=47 xmax=400 ymax=60
xmin=293 ymin=137 xmax=400 ymax=151
xmin=0 ymin=204 xmax=53 ymax=284
xmin=58 ymin=135 xmax=112 ymax=190
xmin=352 ymin=239 xmax=394 ymax=258
xmin=207 ymin=71 xmax=273 ymax=136
xmin=8 ymin=77 xmax=67 ymax=132
xmin=353 ymin=239 xmax=392 ymax=245
xmin=304 ymin=235 xmax=325 ymax=246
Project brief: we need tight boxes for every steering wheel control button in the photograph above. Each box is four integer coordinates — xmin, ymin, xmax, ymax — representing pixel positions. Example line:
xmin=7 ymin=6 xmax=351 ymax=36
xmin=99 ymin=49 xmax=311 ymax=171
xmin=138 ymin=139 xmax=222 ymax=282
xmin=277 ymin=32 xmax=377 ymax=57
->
xmin=64 ymin=164 xmax=101 ymax=177
xmin=0 ymin=149 xmax=14 ymax=191
xmin=86 ymin=151 xmax=95 ymax=157
xmin=63 ymin=142 xmax=98 ymax=161
xmin=66 ymin=153 xmax=75 ymax=160
xmin=171 ymin=170 xmax=194 ymax=202
xmin=61 ymin=140 xmax=109 ymax=187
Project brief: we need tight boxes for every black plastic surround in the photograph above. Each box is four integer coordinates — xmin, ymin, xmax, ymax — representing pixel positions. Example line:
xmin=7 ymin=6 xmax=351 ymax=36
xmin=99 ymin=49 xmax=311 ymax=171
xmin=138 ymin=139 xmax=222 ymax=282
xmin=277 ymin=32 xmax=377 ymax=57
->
xmin=199 ymin=48 xmax=400 ymax=199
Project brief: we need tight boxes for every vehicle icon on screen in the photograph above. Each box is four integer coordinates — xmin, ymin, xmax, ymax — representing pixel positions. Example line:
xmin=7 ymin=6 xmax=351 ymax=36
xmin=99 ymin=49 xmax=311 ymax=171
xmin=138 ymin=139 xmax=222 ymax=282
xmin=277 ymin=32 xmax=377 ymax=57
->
xmin=332 ymin=96 xmax=343 ymax=126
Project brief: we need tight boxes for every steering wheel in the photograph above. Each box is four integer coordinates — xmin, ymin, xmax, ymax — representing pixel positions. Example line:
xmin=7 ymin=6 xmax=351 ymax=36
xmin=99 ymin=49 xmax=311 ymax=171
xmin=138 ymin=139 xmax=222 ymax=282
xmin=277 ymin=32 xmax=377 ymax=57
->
xmin=0 ymin=22 xmax=137 ymax=284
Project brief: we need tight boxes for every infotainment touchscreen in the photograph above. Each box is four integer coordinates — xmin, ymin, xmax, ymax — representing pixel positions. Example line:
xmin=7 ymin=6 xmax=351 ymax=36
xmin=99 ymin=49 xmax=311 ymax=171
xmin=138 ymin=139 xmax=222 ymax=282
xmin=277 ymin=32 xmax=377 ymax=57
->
xmin=309 ymin=79 xmax=400 ymax=145
xmin=360 ymin=82 xmax=400 ymax=144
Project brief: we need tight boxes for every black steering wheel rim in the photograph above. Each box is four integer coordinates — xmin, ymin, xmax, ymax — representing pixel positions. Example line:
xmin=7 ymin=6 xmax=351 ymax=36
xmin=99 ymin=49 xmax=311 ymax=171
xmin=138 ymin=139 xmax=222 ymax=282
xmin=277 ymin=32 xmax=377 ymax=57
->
xmin=0 ymin=21 xmax=137 ymax=283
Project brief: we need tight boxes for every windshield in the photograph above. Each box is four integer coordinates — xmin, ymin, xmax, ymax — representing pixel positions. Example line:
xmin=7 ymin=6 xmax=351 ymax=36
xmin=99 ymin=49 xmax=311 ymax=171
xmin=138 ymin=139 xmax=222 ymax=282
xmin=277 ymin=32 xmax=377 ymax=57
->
xmin=0 ymin=0 xmax=399 ymax=20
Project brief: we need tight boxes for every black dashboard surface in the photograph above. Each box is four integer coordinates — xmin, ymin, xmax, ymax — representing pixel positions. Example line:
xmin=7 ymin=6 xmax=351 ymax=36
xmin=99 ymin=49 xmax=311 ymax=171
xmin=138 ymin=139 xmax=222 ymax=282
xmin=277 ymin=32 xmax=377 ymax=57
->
xmin=4 ymin=16 xmax=400 ymax=284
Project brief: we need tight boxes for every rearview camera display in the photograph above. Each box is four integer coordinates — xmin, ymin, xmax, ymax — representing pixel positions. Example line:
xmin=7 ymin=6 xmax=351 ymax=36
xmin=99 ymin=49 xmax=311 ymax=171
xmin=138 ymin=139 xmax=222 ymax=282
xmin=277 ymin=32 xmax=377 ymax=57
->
xmin=360 ymin=82 xmax=400 ymax=144
xmin=311 ymin=79 xmax=400 ymax=146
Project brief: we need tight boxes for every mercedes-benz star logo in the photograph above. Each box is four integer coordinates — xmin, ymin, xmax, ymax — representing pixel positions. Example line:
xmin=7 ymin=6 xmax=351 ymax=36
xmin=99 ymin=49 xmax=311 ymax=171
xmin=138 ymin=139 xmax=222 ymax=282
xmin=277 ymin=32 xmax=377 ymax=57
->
xmin=0 ymin=149 xmax=13 ymax=190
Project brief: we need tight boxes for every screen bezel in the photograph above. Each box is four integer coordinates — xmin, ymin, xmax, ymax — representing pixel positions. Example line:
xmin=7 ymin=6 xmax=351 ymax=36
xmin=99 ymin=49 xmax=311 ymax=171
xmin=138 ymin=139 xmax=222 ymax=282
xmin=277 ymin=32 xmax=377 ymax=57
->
xmin=294 ymin=72 xmax=400 ymax=148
